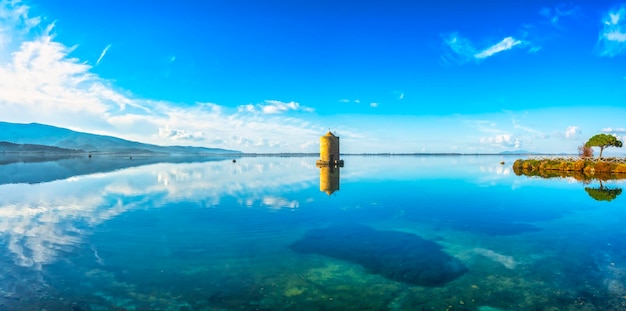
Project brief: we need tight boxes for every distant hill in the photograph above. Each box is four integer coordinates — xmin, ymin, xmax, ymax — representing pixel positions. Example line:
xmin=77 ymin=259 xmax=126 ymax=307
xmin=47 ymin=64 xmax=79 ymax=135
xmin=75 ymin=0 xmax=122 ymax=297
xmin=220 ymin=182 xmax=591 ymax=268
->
xmin=0 ymin=121 xmax=241 ymax=154
xmin=499 ymin=150 xmax=542 ymax=155
xmin=0 ymin=142 xmax=82 ymax=153
xmin=499 ymin=150 xmax=577 ymax=156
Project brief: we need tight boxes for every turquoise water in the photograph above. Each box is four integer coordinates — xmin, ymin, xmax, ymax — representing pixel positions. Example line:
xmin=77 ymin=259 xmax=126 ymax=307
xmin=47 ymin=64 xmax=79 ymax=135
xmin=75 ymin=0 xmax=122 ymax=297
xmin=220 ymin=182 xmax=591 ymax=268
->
xmin=1 ymin=155 xmax=625 ymax=310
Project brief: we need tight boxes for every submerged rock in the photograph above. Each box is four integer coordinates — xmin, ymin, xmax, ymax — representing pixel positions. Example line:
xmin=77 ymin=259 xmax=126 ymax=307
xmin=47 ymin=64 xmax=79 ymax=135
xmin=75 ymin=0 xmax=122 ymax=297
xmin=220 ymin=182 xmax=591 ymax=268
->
xmin=290 ymin=224 xmax=467 ymax=286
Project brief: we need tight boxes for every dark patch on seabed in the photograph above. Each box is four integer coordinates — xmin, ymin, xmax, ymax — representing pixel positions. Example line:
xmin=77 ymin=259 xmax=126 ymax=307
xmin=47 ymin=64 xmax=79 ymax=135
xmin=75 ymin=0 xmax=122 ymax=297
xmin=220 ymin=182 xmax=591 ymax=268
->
xmin=290 ymin=224 xmax=467 ymax=286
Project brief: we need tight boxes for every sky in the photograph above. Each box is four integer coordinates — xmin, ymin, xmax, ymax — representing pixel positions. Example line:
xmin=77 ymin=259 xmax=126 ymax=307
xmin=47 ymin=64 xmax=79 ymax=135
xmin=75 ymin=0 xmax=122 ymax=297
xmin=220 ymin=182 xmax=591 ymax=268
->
xmin=0 ymin=0 xmax=625 ymax=154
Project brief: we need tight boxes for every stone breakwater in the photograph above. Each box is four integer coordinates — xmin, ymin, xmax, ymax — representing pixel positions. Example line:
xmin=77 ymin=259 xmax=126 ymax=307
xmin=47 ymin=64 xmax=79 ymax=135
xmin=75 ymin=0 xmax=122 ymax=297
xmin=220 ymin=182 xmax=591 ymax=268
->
xmin=513 ymin=157 xmax=626 ymax=180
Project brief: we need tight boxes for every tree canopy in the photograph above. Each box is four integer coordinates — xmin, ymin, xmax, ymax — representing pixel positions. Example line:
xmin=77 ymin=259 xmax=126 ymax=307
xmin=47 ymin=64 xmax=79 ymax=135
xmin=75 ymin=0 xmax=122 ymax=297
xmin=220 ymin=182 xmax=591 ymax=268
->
xmin=585 ymin=134 xmax=623 ymax=158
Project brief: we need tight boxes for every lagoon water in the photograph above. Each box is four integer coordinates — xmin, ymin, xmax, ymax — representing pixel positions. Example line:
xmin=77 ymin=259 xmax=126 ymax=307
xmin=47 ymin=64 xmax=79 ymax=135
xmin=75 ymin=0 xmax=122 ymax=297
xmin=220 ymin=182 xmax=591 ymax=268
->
xmin=1 ymin=155 xmax=626 ymax=310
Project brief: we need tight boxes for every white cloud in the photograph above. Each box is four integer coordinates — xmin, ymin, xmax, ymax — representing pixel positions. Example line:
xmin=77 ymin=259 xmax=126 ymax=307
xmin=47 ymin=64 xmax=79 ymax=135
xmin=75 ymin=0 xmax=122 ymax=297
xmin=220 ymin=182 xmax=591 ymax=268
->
xmin=158 ymin=125 xmax=204 ymax=141
xmin=0 ymin=30 xmax=115 ymax=123
xmin=474 ymin=37 xmax=523 ymax=59
xmin=480 ymin=134 xmax=521 ymax=149
xmin=370 ymin=102 xmax=378 ymax=108
xmin=0 ymin=5 xmax=325 ymax=153
xmin=597 ymin=5 xmax=626 ymax=57
xmin=564 ymin=125 xmax=581 ymax=139
xmin=95 ymin=44 xmax=111 ymax=65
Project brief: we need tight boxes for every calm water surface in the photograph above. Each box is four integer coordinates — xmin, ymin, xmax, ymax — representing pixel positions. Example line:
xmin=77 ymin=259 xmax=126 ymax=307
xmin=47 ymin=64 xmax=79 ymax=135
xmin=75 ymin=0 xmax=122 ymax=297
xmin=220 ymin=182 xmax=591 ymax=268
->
xmin=1 ymin=155 xmax=625 ymax=310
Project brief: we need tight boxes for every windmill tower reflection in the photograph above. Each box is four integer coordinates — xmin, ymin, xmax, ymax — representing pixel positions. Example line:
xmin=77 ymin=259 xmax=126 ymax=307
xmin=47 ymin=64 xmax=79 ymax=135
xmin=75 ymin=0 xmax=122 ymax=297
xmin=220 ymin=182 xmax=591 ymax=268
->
xmin=319 ymin=165 xmax=340 ymax=195
xmin=316 ymin=130 xmax=344 ymax=195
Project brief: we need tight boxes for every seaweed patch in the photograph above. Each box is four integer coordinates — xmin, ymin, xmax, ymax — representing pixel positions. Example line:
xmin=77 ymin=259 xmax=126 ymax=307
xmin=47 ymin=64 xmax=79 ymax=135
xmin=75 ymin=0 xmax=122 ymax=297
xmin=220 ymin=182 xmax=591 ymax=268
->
xmin=290 ymin=224 xmax=467 ymax=286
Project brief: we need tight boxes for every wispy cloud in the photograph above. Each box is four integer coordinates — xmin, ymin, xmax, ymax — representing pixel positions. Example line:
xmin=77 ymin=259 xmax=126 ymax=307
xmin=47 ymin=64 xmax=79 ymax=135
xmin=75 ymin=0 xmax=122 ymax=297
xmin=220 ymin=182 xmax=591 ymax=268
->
xmin=95 ymin=44 xmax=111 ymax=65
xmin=512 ymin=118 xmax=549 ymax=139
xmin=602 ymin=127 xmax=626 ymax=133
xmin=370 ymin=102 xmax=378 ymax=108
xmin=243 ymin=100 xmax=314 ymax=115
xmin=539 ymin=3 xmax=580 ymax=26
xmin=441 ymin=3 xmax=584 ymax=65
xmin=338 ymin=99 xmax=364 ymax=105
xmin=441 ymin=32 xmax=476 ymax=64
xmin=597 ymin=4 xmax=626 ymax=57
xmin=474 ymin=37 xmax=523 ymax=59
xmin=392 ymin=90 xmax=404 ymax=100
xmin=442 ymin=33 xmax=526 ymax=64
xmin=0 ymin=0 xmax=40 ymax=50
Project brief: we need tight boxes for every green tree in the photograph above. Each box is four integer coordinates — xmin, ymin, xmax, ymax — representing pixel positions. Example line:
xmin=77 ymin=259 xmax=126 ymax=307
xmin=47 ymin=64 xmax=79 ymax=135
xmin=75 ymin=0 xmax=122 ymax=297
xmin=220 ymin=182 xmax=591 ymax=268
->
xmin=585 ymin=134 xmax=623 ymax=158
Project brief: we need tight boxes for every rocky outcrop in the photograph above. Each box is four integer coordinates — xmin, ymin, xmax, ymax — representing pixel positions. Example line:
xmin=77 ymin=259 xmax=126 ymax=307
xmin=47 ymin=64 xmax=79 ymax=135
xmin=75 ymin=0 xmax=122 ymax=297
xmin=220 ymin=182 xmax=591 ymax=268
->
xmin=513 ymin=158 xmax=626 ymax=180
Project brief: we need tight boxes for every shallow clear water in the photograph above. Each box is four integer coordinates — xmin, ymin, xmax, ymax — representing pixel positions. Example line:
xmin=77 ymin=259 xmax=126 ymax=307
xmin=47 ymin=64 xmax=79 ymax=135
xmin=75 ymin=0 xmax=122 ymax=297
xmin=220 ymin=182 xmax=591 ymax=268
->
xmin=1 ymin=155 xmax=626 ymax=310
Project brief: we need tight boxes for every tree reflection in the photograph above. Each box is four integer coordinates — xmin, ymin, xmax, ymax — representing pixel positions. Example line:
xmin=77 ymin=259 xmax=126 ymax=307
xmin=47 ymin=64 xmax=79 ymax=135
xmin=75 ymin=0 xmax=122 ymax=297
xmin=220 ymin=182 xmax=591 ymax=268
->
xmin=513 ymin=165 xmax=623 ymax=202
xmin=585 ymin=181 xmax=623 ymax=202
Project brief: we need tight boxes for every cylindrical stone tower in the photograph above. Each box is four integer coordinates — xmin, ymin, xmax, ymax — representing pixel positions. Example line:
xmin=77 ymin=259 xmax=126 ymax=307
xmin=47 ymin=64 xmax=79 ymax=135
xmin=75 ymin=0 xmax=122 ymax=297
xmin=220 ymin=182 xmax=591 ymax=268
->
xmin=316 ymin=131 xmax=343 ymax=167
xmin=319 ymin=131 xmax=339 ymax=164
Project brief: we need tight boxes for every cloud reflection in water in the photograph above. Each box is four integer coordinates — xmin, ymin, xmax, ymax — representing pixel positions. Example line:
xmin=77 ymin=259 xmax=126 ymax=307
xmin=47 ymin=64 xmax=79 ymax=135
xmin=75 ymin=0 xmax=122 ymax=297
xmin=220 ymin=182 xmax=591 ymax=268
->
xmin=0 ymin=157 xmax=317 ymax=269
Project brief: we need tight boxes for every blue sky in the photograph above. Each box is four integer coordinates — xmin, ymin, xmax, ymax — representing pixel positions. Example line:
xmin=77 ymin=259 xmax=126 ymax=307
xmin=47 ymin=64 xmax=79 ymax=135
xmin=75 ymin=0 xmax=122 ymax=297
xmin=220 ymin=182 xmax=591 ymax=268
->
xmin=0 ymin=0 xmax=625 ymax=154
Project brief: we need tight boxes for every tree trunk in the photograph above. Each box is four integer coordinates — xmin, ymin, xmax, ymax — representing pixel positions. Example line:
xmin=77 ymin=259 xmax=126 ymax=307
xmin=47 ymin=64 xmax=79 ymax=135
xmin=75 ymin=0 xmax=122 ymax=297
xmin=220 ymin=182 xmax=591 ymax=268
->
xmin=599 ymin=147 xmax=604 ymax=158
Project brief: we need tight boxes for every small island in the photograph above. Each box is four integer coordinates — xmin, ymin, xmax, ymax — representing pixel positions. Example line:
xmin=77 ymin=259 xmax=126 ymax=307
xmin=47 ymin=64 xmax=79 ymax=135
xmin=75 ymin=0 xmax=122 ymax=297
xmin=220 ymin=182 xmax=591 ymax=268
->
xmin=513 ymin=133 xmax=626 ymax=178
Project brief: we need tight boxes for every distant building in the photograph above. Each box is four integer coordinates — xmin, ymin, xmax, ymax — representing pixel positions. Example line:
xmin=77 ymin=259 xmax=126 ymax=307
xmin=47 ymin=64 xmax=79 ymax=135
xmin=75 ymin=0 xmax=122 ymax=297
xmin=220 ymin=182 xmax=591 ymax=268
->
xmin=316 ymin=131 xmax=344 ymax=167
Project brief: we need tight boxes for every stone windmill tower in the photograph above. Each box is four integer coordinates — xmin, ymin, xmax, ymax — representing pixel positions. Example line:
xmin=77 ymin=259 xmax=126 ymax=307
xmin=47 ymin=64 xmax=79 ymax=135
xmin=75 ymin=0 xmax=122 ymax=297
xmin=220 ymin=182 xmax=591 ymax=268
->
xmin=316 ymin=130 xmax=344 ymax=167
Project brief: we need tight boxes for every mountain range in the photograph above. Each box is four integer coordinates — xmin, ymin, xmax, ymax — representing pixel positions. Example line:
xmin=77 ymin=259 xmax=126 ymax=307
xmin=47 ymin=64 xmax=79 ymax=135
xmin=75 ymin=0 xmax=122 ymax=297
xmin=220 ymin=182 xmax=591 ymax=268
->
xmin=0 ymin=121 xmax=240 ymax=154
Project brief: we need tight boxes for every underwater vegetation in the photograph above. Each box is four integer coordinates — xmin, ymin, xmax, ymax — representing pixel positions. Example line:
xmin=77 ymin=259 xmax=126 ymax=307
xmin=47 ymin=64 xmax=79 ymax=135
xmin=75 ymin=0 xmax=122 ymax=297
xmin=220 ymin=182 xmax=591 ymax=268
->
xmin=290 ymin=224 xmax=467 ymax=286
